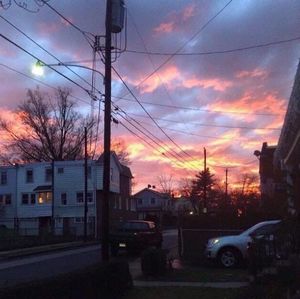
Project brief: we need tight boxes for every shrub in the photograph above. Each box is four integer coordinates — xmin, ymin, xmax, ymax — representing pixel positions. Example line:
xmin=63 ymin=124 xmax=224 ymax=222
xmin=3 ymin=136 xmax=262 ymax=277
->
xmin=141 ymin=247 xmax=167 ymax=276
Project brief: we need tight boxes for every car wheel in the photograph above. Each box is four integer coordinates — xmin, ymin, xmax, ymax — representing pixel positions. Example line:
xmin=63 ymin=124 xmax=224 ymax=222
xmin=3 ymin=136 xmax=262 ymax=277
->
xmin=218 ymin=248 xmax=240 ymax=268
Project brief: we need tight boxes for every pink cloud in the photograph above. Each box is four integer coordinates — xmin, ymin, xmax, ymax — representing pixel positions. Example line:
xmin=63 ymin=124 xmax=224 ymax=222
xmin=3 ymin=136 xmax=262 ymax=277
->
xmin=236 ymin=68 xmax=268 ymax=80
xmin=153 ymin=3 xmax=197 ymax=35
xmin=183 ymin=77 xmax=233 ymax=91
xmin=154 ymin=21 xmax=175 ymax=34
xmin=38 ymin=22 xmax=60 ymax=35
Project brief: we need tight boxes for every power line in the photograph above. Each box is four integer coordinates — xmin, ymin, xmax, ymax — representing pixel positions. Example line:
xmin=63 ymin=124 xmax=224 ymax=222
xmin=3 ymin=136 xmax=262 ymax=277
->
xmin=127 ymin=112 xmax=281 ymax=131
xmin=0 ymin=63 xmax=91 ymax=105
xmin=117 ymin=119 xmax=199 ymax=171
xmin=0 ymin=33 xmax=94 ymax=98
xmin=122 ymin=0 xmax=233 ymax=95
xmin=125 ymin=35 xmax=300 ymax=56
xmin=0 ymin=15 xmax=101 ymax=93
xmin=112 ymin=65 xmax=198 ymax=163
xmin=113 ymin=104 xmax=200 ymax=170
xmin=41 ymin=0 xmax=95 ymax=47
xmin=112 ymin=95 xmax=280 ymax=117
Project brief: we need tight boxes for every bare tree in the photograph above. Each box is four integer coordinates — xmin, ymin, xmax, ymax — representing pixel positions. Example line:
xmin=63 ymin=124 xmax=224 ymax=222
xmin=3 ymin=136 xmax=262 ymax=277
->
xmin=111 ymin=138 xmax=131 ymax=166
xmin=0 ymin=87 xmax=94 ymax=163
xmin=157 ymin=174 xmax=175 ymax=196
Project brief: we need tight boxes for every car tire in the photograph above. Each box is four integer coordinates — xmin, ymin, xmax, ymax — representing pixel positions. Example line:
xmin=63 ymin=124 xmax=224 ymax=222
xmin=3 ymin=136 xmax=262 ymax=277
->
xmin=218 ymin=247 xmax=241 ymax=268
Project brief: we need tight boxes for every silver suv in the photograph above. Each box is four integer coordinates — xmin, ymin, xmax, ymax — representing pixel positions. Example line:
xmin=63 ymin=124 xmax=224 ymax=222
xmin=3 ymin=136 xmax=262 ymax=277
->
xmin=205 ymin=220 xmax=281 ymax=268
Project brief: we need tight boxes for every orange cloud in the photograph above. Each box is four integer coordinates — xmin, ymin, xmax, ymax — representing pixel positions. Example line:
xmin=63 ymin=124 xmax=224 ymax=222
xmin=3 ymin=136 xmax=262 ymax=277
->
xmin=38 ymin=22 xmax=60 ymax=35
xmin=182 ymin=4 xmax=197 ymax=21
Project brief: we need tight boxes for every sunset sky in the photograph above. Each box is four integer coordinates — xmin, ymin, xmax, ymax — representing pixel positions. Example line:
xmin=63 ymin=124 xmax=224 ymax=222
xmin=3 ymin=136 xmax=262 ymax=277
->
xmin=0 ymin=0 xmax=299 ymax=193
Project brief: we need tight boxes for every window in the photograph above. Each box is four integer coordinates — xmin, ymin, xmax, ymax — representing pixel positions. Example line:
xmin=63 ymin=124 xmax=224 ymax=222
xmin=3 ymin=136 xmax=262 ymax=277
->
xmin=38 ymin=192 xmax=52 ymax=204
xmin=74 ymin=217 xmax=84 ymax=223
xmin=0 ymin=171 xmax=7 ymax=185
xmin=87 ymin=192 xmax=93 ymax=203
xmin=22 ymin=194 xmax=29 ymax=205
xmin=45 ymin=168 xmax=52 ymax=182
xmin=76 ymin=192 xmax=84 ymax=204
xmin=151 ymin=198 xmax=156 ymax=205
xmin=30 ymin=194 xmax=36 ymax=204
xmin=138 ymin=198 xmax=142 ymax=205
xmin=57 ymin=167 xmax=64 ymax=174
xmin=5 ymin=194 xmax=11 ymax=205
xmin=26 ymin=169 xmax=33 ymax=183
xmin=61 ymin=193 xmax=67 ymax=205
xmin=0 ymin=194 xmax=12 ymax=205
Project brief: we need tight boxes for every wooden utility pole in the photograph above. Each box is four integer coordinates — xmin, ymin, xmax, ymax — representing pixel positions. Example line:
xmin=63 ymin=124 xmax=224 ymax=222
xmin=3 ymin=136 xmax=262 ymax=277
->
xmin=225 ymin=168 xmax=228 ymax=200
xmin=84 ymin=127 xmax=88 ymax=242
xmin=102 ymin=0 xmax=112 ymax=261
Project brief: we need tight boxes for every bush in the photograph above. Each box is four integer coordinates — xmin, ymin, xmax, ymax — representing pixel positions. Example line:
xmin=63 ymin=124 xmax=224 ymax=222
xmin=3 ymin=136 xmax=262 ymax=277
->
xmin=141 ymin=247 xmax=167 ymax=276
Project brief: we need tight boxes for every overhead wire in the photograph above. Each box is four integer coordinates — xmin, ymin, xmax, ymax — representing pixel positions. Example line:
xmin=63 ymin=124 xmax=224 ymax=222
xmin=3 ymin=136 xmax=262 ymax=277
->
xmin=126 ymin=112 xmax=281 ymax=131
xmin=112 ymin=95 xmax=280 ymax=117
xmin=112 ymin=65 xmax=197 ymax=165
xmin=41 ymin=0 xmax=95 ymax=47
xmin=0 ymin=15 xmax=102 ymax=94
xmin=0 ymin=33 xmax=95 ymax=98
xmin=121 ymin=0 xmax=233 ymax=96
xmin=0 ymin=63 xmax=91 ymax=105
xmin=113 ymin=103 xmax=200 ymax=170
xmin=125 ymin=35 xmax=300 ymax=56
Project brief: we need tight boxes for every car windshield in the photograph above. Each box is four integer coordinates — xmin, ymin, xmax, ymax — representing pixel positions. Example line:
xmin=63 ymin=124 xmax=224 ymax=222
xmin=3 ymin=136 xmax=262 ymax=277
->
xmin=118 ymin=222 xmax=150 ymax=232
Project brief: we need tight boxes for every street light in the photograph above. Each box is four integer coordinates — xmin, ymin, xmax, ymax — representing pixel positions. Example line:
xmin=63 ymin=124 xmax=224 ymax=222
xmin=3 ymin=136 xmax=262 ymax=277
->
xmin=32 ymin=60 xmax=104 ymax=79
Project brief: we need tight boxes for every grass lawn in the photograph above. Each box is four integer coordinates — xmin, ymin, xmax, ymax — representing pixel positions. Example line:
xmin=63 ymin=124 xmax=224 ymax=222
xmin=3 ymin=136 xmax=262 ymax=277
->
xmin=124 ymin=287 xmax=244 ymax=299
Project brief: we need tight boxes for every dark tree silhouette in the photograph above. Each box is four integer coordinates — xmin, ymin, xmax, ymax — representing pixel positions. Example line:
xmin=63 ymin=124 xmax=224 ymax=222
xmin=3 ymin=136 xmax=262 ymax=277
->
xmin=0 ymin=87 xmax=94 ymax=164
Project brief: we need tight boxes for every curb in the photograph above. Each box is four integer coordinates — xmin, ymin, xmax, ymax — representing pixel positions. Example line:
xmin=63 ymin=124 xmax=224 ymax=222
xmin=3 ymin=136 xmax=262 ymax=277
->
xmin=133 ymin=280 xmax=249 ymax=288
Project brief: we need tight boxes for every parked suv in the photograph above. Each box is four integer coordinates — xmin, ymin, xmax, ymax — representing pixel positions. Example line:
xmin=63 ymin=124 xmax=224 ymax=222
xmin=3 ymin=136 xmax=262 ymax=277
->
xmin=205 ymin=220 xmax=281 ymax=268
xmin=109 ymin=220 xmax=163 ymax=256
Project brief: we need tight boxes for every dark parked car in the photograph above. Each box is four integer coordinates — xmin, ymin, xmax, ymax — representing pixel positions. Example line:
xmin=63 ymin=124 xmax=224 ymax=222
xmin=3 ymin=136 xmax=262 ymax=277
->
xmin=109 ymin=220 xmax=163 ymax=256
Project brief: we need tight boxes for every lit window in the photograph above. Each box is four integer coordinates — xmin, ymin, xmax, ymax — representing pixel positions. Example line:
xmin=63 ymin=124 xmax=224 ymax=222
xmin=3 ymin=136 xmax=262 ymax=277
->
xmin=38 ymin=192 xmax=52 ymax=204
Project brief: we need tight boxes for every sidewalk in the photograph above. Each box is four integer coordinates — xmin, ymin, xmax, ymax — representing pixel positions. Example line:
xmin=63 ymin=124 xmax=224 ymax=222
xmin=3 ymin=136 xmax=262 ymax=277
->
xmin=129 ymin=257 xmax=249 ymax=288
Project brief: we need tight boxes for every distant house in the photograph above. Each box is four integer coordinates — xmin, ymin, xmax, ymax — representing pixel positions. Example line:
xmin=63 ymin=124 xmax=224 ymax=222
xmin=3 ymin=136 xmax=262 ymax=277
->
xmin=274 ymin=62 xmax=300 ymax=215
xmin=133 ymin=187 xmax=172 ymax=224
xmin=0 ymin=152 xmax=136 ymax=236
xmin=172 ymin=197 xmax=193 ymax=215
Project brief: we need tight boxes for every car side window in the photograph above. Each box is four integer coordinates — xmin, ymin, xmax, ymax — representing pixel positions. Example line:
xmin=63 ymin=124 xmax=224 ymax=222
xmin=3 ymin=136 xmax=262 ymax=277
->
xmin=251 ymin=224 xmax=278 ymax=236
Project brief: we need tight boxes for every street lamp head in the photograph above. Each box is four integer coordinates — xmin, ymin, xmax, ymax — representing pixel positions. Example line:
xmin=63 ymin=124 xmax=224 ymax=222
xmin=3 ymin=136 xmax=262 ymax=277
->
xmin=31 ymin=60 xmax=44 ymax=76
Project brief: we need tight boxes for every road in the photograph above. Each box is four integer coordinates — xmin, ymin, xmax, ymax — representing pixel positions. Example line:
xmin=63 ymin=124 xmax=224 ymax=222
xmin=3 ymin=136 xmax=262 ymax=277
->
xmin=0 ymin=229 xmax=178 ymax=288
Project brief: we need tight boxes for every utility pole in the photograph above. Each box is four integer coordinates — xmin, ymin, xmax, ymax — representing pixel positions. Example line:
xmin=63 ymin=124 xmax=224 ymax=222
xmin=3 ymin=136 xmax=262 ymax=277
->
xmin=102 ymin=0 xmax=112 ymax=261
xmin=84 ymin=127 xmax=88 ymax=242
xmin=203 ymin=147 xmax=207 ymax=214
xmin=225 ymin=168 xmax=228 ymax=199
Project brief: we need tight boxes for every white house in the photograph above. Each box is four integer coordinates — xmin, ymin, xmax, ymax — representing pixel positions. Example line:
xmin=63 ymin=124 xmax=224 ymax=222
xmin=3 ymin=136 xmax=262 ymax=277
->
xmin=133 ymin=187 xmax=172 ymax=223
xmin=0 ymin=152 xmax=136 ymax=236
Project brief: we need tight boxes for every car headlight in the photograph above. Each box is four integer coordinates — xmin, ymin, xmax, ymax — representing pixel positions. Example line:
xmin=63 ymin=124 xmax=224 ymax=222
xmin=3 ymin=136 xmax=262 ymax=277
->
xmin=208 ymin=239 xmax=220 ymax=246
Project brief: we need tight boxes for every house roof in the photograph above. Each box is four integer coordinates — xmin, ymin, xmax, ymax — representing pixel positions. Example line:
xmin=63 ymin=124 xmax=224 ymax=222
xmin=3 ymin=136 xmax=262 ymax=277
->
xmin=133 ymin=188 xmax=170 ymax=199
xmin=33 ymin=185 xmax=52 ymax=192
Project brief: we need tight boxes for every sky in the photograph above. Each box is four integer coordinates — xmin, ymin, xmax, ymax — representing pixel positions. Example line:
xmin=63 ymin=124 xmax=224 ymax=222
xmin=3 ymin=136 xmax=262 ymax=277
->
xmin=0 ymin=0 xmax=299 ymax=194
